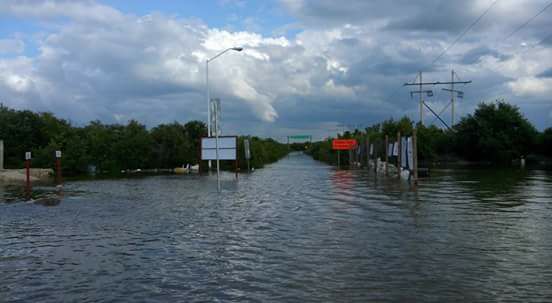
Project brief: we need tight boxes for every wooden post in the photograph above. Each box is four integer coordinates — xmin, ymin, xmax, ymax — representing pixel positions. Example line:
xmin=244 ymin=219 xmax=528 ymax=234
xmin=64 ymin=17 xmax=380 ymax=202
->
xmin=374 ymin=141 xmax=377 ymax=174
xmin=365 ymin=137 xmax=370 ymax=168
xmin=55 ymin=151 xmax=62 ymax=185
xmin=247 ymin=136 xmax=251 ymax=172
xmin=384 ymin=135 xmax=389 ymax=176
xmin=56 ymin=159 xmax=62 ymax=185
xmin=413 ymin=128 xmax=418 ymax=183
xmin=25 ymin=152 xmax=31 ymax=191
xmin=397 ymin=132 xmax=401 ymax=179
xmin=198 ymin=137 xmax=202 ymax=174
xmin=235 ymin=137 xmax=239 ymax=179
xmin=25 ymin=160 xmax=31 ymax=188
xmin=337 ymin=150 xmax=340 ymax=169
xmin=0 ymin=140 xmax=4 ymax=170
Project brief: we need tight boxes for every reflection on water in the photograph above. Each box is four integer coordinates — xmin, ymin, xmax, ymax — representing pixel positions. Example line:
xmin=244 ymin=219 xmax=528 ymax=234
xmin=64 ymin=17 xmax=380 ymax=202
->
xmin=1 ymin=152 xmax=551 ymax=302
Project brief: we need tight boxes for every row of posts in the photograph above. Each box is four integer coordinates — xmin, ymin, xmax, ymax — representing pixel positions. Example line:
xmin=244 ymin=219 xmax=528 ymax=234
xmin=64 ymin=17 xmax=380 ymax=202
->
xmin=340 ymin=129 xmax=417 ymax=183
xmin=1 ymin=141 xmax=63 ymax=186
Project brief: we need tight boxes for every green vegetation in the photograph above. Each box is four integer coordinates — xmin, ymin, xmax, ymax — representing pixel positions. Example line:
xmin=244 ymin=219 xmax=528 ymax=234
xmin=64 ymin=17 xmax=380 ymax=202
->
xmin=308 ymin=101 xmax=551 ymax=167
xmin=453 ymin=102 xmax=538 ymax=163
xmin=236 ymin=136 xmax=289 ymax=170
xmin=0 ymin=105 xmax=288 ymax=174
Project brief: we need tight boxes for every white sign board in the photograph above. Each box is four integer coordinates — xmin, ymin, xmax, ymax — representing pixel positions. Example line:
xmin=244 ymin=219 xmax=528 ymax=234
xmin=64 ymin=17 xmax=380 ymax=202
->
xmin=55 ymin=150 xmax=62 ymax=158
xmin=25 ymin=152 xmax=31 ymax=160
xmin=401 ymin=137 xmax=408 ymax=168
xmin=201 ymin=137 xmax=237 ymax=160
xmin=407 ymin=137 xmax=414 ymax=170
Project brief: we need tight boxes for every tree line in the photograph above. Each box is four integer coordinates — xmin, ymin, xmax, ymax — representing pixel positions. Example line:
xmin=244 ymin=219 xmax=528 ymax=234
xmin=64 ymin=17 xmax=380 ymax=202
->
xmin=0 ymin=105 xmax=288 ymax=174
xmin=307 ymin=101 xmax=552 ymax=167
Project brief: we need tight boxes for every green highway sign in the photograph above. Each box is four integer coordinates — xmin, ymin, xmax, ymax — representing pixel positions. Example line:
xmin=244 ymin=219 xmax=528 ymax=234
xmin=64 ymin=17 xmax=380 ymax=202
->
xmin=288 ymin=135 xmax=311 ymax=140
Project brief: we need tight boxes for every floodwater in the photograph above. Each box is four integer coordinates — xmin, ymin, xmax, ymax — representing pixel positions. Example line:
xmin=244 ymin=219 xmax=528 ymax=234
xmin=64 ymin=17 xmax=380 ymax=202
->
xmin=1 ymin=152 xmax=552 ymax=302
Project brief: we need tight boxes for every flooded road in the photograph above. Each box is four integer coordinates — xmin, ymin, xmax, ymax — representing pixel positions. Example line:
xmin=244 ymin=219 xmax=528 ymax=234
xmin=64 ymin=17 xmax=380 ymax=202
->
xmin=1 ymin=152 xmax=552 ymax=302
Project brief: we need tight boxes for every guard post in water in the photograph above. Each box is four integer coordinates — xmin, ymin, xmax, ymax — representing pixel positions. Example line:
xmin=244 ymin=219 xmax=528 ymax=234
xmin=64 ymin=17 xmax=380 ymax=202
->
xmin=55 ymin=150 xmax=63 ymax=186
xmin=25 ymin=151 xmax=32 ymax=198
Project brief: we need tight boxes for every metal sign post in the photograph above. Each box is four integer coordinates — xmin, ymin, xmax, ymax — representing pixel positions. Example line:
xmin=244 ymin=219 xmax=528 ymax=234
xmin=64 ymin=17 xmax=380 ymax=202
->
xmin=332 ymin=139 xmax=358 ymax=169
xmin=201 ymin=136 xmax=237 ymax=193
xmin=212 ymin=99 xmax=221 ymax=192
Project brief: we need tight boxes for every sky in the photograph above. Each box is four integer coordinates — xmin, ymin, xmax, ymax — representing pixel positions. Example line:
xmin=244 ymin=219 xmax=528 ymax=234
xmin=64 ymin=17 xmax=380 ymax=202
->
xmin=1 ymin=0 xmax=552 ymax=141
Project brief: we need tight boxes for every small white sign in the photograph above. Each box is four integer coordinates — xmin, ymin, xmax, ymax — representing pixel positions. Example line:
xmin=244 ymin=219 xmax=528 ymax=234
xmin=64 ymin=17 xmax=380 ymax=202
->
xmin=25 ymin=152 xmax=31 ymax=160
xmin=55 ymin=150 xmax=62 ymax=158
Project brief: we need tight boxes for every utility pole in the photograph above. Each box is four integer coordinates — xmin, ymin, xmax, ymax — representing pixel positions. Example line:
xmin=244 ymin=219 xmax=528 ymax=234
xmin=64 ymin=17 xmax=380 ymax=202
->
xmin=419 ymin=71 xmax=423 ymax=125
xmin=404 ymin=71 xmax=471 ymax=128
xmin=451 ymin=70 xmax=455 ymax=126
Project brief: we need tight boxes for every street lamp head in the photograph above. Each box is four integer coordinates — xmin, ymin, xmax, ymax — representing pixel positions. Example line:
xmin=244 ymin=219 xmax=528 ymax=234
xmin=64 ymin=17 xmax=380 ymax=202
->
xmin=231 ymin=47 xmax=244 ymax=52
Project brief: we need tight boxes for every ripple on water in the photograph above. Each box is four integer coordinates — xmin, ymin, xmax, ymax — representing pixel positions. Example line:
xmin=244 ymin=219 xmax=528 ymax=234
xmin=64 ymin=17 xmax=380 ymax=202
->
xmin=1 ymin=154 xmax=552 ymax=301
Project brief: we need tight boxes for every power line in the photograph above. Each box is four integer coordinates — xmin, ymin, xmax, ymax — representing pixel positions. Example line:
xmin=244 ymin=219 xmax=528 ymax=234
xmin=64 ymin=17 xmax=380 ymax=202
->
xmin=518 ymin=31 xmax=552 ymax=54
xmin=431 ymin=0 xmax=500 ymax=65
xmin=384 ymin=1 xmax=497 ymax=124
xmin=382 ymin=73 xmax=418 ymax=107
xmin=503 ymin=1 xmax=552 ymax=41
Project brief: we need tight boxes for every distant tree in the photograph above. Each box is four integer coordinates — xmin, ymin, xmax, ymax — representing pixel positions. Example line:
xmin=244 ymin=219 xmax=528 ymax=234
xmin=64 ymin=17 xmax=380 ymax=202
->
xmin=417 ymin=124 xmax=451 ymax=162
xmin=150 ymin=122 xmax=189 ymax=168
xmin=0 ymin=106 xmax=47 ymax=168
xmin=538 ymin=127 xmax=552 ymax=157
xmin=453 ymin=101 xmax=537 ymax=163
xmin=183 ymin=120 xmax=207 ymax=166
xmin=114 ymin=120 xmax=153 ymax=170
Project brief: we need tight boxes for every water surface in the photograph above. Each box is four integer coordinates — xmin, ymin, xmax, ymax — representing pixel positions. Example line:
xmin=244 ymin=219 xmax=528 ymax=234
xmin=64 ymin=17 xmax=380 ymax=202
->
xmin=1 ymin=153 xmax=552 ymax=302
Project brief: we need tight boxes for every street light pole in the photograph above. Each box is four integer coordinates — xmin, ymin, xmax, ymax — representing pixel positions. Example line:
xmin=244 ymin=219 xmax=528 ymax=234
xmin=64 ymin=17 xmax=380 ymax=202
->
xmin=205 ymin=47 xmax=243 ymax=171
xmin=206 ymin=60 xmax=210 ymax=169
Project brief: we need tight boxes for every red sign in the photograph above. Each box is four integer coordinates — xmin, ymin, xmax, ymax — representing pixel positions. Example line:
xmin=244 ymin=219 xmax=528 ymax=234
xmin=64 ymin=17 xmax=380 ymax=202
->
xmin=332 ymin=139 xmax=357 ymax=150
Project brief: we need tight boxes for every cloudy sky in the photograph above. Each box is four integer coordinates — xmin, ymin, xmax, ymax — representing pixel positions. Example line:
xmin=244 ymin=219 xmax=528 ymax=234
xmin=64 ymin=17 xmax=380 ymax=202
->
xmin=1 ymin=0 xmax=552 ymax=140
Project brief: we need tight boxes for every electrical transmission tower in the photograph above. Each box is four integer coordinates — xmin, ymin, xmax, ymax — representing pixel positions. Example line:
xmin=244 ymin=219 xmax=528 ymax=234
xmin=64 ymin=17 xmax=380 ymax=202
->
xmin=404 ymin=71 xmax=471 ymax=128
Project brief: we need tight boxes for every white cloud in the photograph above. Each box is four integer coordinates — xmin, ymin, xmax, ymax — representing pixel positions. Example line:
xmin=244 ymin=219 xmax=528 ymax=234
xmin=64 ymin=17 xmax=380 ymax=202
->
xmin=0 ymin=0 xmax=124 ymax=24
xmin=509 ymin=77 xmax=552 ymax=97
xmin=1 ymin=0 xmax=552 ymax=135
xmin=0 ymin=38 xmax=24 ymax=54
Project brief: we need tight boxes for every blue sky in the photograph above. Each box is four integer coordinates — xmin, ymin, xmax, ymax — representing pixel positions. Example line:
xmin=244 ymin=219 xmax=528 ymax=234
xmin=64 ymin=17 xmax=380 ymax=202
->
xmin=102 ymin=0 xmax=294 ymax=35
xmin=1 ymin=0 xmax=552 ymax=140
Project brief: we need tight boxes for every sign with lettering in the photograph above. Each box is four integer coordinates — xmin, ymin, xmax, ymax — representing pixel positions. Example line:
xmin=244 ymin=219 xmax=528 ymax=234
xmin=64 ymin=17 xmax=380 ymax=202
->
xmin=332 ymin=139 xmax=357 ymax=150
